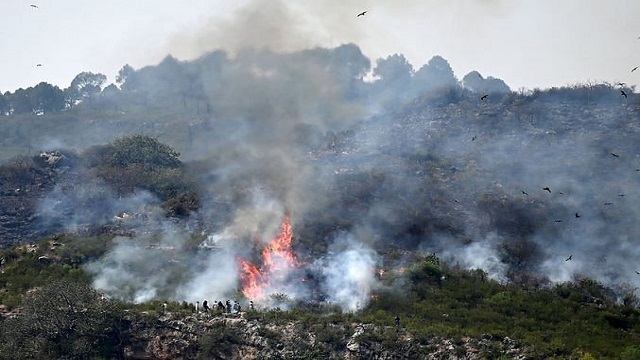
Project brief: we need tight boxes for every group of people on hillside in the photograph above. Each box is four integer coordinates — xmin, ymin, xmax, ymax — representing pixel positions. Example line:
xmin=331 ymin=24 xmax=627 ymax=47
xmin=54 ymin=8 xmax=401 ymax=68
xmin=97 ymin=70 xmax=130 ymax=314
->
xmin=198 ymin=299 xmax=255 ymax=314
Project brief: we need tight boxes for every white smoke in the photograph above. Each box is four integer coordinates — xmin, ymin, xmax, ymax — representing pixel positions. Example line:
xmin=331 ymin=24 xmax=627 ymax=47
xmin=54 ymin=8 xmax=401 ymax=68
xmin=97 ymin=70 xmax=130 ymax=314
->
xmin=314 ymin=234 xmax=380 ymax=312
xmin=174 ymin=247 xmax=240 ymax=304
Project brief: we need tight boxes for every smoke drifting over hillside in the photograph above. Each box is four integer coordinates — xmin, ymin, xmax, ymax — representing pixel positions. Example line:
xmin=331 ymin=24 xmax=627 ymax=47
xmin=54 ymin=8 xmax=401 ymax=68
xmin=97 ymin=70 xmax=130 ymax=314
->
xmin=16 ymin=1 xmax=640 ymax=308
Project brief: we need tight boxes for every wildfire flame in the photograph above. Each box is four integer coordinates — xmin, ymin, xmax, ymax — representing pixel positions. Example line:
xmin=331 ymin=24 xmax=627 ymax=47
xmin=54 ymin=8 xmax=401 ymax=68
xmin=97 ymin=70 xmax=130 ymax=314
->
xmin=239 ymin=215 xmax=298 ymax=300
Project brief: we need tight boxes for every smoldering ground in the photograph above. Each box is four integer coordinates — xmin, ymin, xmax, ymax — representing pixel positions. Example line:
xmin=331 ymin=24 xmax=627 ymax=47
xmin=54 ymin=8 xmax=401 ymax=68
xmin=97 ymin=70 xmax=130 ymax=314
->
xmin=25 ymin=0 xmax=640 ymax=307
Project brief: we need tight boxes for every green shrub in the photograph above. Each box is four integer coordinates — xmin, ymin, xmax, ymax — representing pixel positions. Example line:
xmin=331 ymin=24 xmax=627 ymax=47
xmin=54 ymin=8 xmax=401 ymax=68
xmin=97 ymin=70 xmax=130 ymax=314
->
xmin=197 ymin=322 xmax=244 ymax=359
xmin=621 ymin=345 xmax=640 ymax=360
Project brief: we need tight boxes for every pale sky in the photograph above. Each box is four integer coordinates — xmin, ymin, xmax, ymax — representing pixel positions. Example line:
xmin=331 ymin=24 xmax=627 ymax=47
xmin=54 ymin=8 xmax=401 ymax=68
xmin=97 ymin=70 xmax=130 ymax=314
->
xmin=2 ymin=0 xmax=640 ymax=93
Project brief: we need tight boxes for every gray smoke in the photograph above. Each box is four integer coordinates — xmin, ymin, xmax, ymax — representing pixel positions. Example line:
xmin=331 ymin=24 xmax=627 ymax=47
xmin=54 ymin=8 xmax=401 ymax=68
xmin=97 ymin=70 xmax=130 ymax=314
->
xmin=314 ymin=234 xmax=380 ymax=312
xmin=26 ymin=0 xmax=640 ymax=308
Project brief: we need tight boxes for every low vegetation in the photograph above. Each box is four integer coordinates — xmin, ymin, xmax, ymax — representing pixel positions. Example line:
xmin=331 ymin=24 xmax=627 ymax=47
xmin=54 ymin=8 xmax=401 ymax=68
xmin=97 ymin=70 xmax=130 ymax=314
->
xmin=1 ymin=239 xmax=640 ymax=358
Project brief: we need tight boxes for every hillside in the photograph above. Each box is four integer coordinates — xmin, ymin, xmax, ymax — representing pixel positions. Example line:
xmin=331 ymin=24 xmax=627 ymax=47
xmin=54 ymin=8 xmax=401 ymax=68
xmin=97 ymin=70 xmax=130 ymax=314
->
xmin=1 ymin=45 xmax=640 ymax=358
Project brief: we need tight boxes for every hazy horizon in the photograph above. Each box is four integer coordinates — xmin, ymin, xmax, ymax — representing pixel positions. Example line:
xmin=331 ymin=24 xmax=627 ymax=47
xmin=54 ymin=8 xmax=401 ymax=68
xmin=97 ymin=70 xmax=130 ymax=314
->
xmin=2 ymin=0 xmax=640 ymax=93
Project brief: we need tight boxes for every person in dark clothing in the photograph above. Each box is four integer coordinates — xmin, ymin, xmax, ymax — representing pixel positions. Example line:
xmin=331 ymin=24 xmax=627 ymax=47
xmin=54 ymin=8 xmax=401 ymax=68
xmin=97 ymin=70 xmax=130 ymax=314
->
xmin=217 ymin=301 xmax=224 ymax=312
xmin=395 ymin=315 xmax=400 ymax=332
xmin=202 ymin=300 xmax=210 ymax=312
xmin=226 ymin=300 xmax=232 ymax=314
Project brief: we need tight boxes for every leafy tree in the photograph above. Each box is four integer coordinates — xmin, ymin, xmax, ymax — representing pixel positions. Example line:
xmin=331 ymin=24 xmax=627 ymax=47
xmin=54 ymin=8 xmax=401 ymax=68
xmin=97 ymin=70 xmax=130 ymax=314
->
xmin=85 ymin=136 xmax=198 ymax=215
xmin=98 ymin=83 xmax=121 ymax=111
xmin=328 ymin=43 xmax=371 ymax=99
xmin=0 ymin=91 xmax=10 ymax=115
xmin=0 ymin=279 xmax=126 ymax=359
xmin=373 ymin=54 xmax=413 ymax=84
xmin=9 ymin=87 xmax=37 ymax=114
xmin=157 ymin=55 xmax=193 ymax=108
xmin=413 ymin=55 xmax=460 ymax=94
xmin=372 ymin=54 xmax=414 ymax=104
xmin=116 ymin=64 xmax=136 ymax=88
xmin=462 ymin=71 xmax=510 ymax=94
xmin=110 ymin=135 xmax=181 ymax=168
xmin=68 ymin=71 xmax=107 ymax=106
xmin=32 ymin=81 xmax=66 ymax=113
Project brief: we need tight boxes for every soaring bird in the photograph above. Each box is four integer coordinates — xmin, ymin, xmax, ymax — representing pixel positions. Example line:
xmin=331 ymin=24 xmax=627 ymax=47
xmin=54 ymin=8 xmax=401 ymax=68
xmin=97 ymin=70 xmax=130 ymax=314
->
xmin=36 ymin=64 xmax=42 ymax=67
xmin=611 ymin=152 xmax=619 ymax=158
xmin=617 ymin=82 xmax=626 ymax=87
xmin=636 ymin=270 xmax=640 ymax=275
xmin=30 ymin=4 xmax=38 ymax=8
xmin=357 ymin=11 xmax=367 ymax=17
xmin=633 ymin=66 xmax=639 ymax=73
xmin=471 ymin=135 xmax=478 ymax=141
xmin=522 ymin=190 xmax=529 ymax=196
xmin=565 ymin=255 xmax=573 ymax=261
xmin=480 ymin=94 xmax=489 ymax=101
xmin=554 ymin=220 xmax=564 ymax=223
xmin=621 ymin=90 xmax=628 ymax=98
xmin=575 ymin=213 xmax=581 ymax=218
xmin=543 ymin=187 xmax=551 ymax=193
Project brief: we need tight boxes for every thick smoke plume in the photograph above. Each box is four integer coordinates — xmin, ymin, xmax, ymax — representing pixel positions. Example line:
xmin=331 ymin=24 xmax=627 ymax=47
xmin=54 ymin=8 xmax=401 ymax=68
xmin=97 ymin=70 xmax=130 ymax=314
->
xmin=22 ymin=0 xmax=640 ymax=309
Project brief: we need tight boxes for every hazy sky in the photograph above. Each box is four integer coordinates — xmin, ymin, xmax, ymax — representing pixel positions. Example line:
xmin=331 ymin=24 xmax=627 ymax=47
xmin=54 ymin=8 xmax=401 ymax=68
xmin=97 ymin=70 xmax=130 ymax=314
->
xmin=2 ymin=0 xmax=640 ymax=92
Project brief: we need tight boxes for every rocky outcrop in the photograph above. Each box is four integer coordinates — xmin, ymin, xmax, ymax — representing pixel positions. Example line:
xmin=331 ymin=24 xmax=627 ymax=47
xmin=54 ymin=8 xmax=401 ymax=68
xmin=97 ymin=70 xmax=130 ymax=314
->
xmin=122 ymin=312 xmax=530 ymax=359
xmin=0 ymin=152 xmax=65 ymax=247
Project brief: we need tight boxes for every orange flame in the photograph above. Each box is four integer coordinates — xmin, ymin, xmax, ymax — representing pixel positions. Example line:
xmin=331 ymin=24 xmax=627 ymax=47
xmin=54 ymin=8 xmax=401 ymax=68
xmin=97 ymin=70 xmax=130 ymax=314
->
xmin=239 ymin=215 xmax=298 ymax=300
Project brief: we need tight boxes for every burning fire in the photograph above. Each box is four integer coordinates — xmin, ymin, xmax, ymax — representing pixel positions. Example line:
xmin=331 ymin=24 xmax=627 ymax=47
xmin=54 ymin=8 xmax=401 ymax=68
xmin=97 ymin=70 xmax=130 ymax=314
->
xmin=239 ymin=215 xmax=298 ymax=300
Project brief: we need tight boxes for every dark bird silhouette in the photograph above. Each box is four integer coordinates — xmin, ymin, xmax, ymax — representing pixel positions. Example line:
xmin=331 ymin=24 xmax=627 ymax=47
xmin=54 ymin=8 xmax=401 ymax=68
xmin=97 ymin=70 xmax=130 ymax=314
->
xmin=633 ymin=66 xmax=639 ymax=73
xmin=357 ymin=11 xmax=367 ymax=17
xmin=617 ymin=82 xmax=626 ymax=87
xmin=604 ymin=202 xmax=613 ymax=206
xmin=543 ymin=187 xmax=551 ymax=193
xmin=480 ymin=94 xmax=489 ymax=101
xmin=36 ymin=64 xmax=42 ymax=67
xmin=30 ymin=4 xmax=38 ymax=8
xmin=554 ymin=219 xmax=564 ymax=223
xmin=575 ymin=213 xmax=581 ymax=218
xmin=618 ymin=194 xmax=625 ymax=197
xmin=611 ymin=152 xmax=619 ymax=158
xmin=636 ymin=270 xmax=640 ymax=275
xmin=471 ymin=135 xmax=477 ymax=141
xmin=522 ymin=190 xmax=529 ymax=196
xmin=565 ymin=255 xmax=573 ymax=261
xmin=621 ymin=90 xmax=628 ymax=98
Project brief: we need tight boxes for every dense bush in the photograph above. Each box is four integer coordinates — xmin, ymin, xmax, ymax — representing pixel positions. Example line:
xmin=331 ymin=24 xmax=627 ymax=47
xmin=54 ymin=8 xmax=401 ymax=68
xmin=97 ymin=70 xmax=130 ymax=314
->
xmin=197 ymin=321 xmax=244 ymax=359
xmin=0 ymin=279 xmax=126 ymax=359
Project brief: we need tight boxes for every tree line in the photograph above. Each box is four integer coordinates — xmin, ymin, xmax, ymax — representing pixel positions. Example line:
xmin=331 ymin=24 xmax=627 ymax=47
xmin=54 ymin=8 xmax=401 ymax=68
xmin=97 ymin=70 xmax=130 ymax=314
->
xmin=0 ymin=45 xmax=515 ymax=117
xmin=0 ymin=71 xmax=108 ymax=115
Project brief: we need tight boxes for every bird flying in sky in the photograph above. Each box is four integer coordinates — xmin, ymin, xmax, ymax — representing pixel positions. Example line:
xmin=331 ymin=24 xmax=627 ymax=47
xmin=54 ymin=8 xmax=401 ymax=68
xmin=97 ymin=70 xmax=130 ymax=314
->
xmin=30 ymin=4 xmax=38 ymax=8
xmin=621 ymin=90 xmax=628 ymax=98
xmin=632 ymin=66 xmax=639 ymax=73
xmin=357 ymin=11 xmax=367 ymax=17
xmin=565 ymin=255 xmax=573 ymax=261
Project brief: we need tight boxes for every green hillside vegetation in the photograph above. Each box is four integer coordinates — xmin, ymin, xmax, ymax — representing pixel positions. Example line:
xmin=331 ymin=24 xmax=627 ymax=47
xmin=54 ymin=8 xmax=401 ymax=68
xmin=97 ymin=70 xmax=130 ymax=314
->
xmin=1 ymin=238 xmax=640 ymax=358
xmin=2 ymin=47 xmax=640 ymax=358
